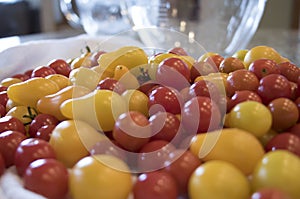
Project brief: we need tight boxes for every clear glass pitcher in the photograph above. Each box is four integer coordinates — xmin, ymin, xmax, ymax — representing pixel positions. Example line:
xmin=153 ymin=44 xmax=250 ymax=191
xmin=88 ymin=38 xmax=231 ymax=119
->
xmin=123 ymin=0 xmax=267 ymax=55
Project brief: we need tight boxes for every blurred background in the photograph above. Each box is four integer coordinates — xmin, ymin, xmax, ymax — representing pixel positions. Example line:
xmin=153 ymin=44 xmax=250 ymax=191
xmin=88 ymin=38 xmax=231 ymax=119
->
xmin=0 ymin=0 xmax=299 ymax=38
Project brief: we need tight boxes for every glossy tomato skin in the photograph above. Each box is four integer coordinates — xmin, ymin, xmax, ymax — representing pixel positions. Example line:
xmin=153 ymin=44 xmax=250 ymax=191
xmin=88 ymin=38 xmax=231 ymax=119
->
xmin=204 ymin=54 xmax=224 ymax=69
xmin=258 ymin=74 xmax=292 ymax=104
xmin=35 ymin=124 xmax=56 ymax=141
xmin=182 ymin=96 xmax=222 ymax=134
xmin=48 ymin=59 xmax=71 ymax=77
xmin=96 ymin=77 xmax=126 ymax=95
xmin=0 ymin=104 xmax=5 ymax=117
xmin=0 ymin=86 xmax=8 ymax=92
xmin=14 ymin=138 xmax=56 ymax=176
xmin=265 ymin=133 xmax=300 ymax=157
xmin=0 ymin=91 xmax=8 ymax=107
xmin=31 ymin=66 xmax=56 ymax=78
xmin=11 ymin=73 xmax=30 ymax=81
xmin=219 ymin=57 xmax=245 ymax=74
xmin=23 ymin=158 xmax=69 ymax=199
xmin=0 ymin=153 xmax=5 ymax=176
xmin=29 ymin=114 xmax=59 ymax=138
xmin=228 ymin=90 xmax=262 ymax=112
xmin=248 ymin=59 xmax=280 ymax=79
xmin=188 ymin=79 xmax=221 ymax=104
xmin=277 ymin=62 xmax=300 ymax=83
xmin=133 ymin=170 xmax=178 ymax=199
xmin=0 ymin=116 xmax=26 ymax=135
xmin=0 ymin=130 xmax=27 ymax=167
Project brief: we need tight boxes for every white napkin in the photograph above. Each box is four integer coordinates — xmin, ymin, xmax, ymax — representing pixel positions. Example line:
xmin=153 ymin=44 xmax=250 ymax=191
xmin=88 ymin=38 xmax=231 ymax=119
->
xmin=0 ymin=34 xmax=144 ymax=80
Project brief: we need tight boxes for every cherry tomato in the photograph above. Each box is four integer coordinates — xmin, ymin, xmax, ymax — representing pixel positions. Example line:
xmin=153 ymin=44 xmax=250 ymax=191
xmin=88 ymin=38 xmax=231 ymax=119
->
xmin=156 ymin=57 xmax=191 ymax=91
xmin=277 ymin=62 xmax=300 ymax=83
xmin=188 ymin=160 xmax=250 ymax=199
xmin=23 ymin=158 xmax=69 ymax=199
xmin=121 ymin=89 xmax=149 ymax=117
xmin=257 ymin=74 xmax=292 ymax=104
xmin=265 ymin=133 xmax=300 ymax=157
xmin=0 ymin=104 xmax=5 ymax=117
xmin=248 ymin=59 xmax=280 ymax=79
xmin=11 ymin=73 xmax=30 ymax=81
xmin=0 ymin=130 xmax=27 ymax=167
xmin=168 ymin=47 xmax=188 ymax=56
xmin=112 ymin=111 xmax=151 ymax=152
xmin=226 ymin=69 xmax=259 ymax=97
xmin=228 ymin=90 xmax=262 ymax=112
xmin=0 ymin=153 xmax=5 ymax=176
xmin=0 ymin=91 xmax=8 ymax=107
xmin=48 ymin=59 xmax=71 ymax=77
xmin=0 ymin=116 xmax=26 ymax=135
xmin=232 ymin=49 xmax=248 ymax=61
xmin=267 ymin=98 xmax=299 ymax=131
xmin=29 ymin=113 xmax=59 ymax=138
xmin=219 ymin=57 xmax=245 ymax=73
xmin=133 ymin=170 xmax=178 ymax=199
xmin=35 ymin=124 xmax=56 ymax=141
xmin=289 ymin=123 xmax=300 ymax=138
xmin=251 ymin=150 xmax=300 ymax=199
xmin=69 ymin=155 xmax=132 ymax=199
xmin=182 ymin=96 xmax=222 ymax=134
xmin=204 ymin=54 xmax=224 ymax=69
xmin=250 ymin=187 xmax=291 ymax=199
xmin=190 ymin=61 xmax=218 ymax=82
xmin=164 ymin=149 xmax=202 ymax=195
xmin=14 ymin=138 xmax=56 ymax=176
xmin=148 ymin=86 xmax=183 ymax=115
xmin=0 ymin=86 xmax=8 ymax=92
xmin=31 ymin=66 xmax=56 ymax=78
xmin=96 ymin=77 xmax=126 ymax=95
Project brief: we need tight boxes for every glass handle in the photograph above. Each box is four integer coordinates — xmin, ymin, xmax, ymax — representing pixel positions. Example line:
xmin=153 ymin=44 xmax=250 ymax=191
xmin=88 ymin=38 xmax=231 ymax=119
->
xmin=59 ymin=0 xmax=82 ymax=29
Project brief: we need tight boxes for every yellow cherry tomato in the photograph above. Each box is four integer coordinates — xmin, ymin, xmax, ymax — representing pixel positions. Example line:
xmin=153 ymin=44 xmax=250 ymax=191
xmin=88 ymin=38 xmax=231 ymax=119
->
xmin=69 ymin=67 xmax=101 ymax=90
xmin=1 ymin=77 xmax=22 ymax=87
xmin=232 ymin=49 xmax=248 ymax=61
xmin=121 ymin=89 xmax=149 ymax=117
xmin=251 ymin=150 xmax=300 ymax=199
xmin=228 ymin=101 xmax=272 ymax=137
xmin=49 ymin=120 xmax=106 ymax=168
xmin=149 ymin=53 xmax=194 ymax=70
xmin=198 ymin=52 xmax=218 ymax=62
xmin=188 ymin=160 xmax=250 ymax=199
xmin=69 ymin=155 xmax=132 ymax=199
xmin=60 ymin=89 xmax=127 ymax=132
xmin=7 ymin=77 xmax=60 ymax=108
xmin=189 ymin=128 xmax=265 ymax=175
xmin=37 ymin=85 xmax=91 ymax=121
xmin=243 ymin=45 xmax=282 ymax=69
xmin=113 ymin=65 xmax=129 ymax=80
xmin=45 ymin=74 xmax=72 ymax=89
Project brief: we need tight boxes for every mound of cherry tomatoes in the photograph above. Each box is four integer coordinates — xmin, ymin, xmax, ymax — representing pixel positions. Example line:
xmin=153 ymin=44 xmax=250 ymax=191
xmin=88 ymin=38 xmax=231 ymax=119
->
xmin=0 ymin=44 xmax=300 ymax=199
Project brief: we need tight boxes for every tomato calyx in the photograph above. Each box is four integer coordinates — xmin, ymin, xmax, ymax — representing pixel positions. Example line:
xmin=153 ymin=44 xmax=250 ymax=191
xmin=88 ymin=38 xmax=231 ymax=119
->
xmin=22 ymin=106 xmax=38 ymax=126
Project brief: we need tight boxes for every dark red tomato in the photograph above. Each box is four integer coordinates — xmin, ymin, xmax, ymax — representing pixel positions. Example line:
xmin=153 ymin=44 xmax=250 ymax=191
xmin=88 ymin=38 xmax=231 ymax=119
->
xmin=11 ymin=73 xmax=30 ymax=81
xmin=156 ymin=57 xmax=191 ymax=91
xmin=137 ymin=80 xmax=160 ymax=96
xmin=31 ymin=66 xmax=56 ymax=78
xmin=0 ymin=91 xmax=8 ymax=107
xmin=133 ymin=170 xmax=178 ymax=199
xmin=96 ymin=77 xmax=126 ymax=95
xmin=290 ymin=81 xmax=298 ymax=100
xmin=89 ymin=139 xmax=127 ymax=162
xmin=188 ymin=79 xmax=221 ymax=104
xmin=164 ymin=149 xmax=202 ymax=195
xmin=0 ymin=104 xmax=6 ymax=117
xmin=0 ymin=153 xmax=5 ymax=176
xmin=268 ymin=98 xmax=299 ymax=131
xmin=0 ymin=116 xmax=26 ymax=135
xmin=168 ymin=47 xmax=188 ymax=56
xmin=149 ymin=111 xmax=181 ymax=142
xmin=250 ymin=187 xmax=291 ymax=199
xmin=219 ymin=57 xmax=245 ymax=74
xmin=265 ymin=133 xmax=300 ymax=157
xmin=48 ymin=59 xmax=71 ymax=77
xmin=112 ymin=111 xmax=151 ymax=152
xmin=182 ymin=96 xmax=221 ymax=134
xmin=190 ymin=61 xmax=218 ymax=81
xmin=0 ymin=86 xmax=7 ymax=92
xmin=226 ymin=69 xmax=259 ymax=97
xmin=148 ymin=86 xmax=183 ymax=115
xmin=289 ymin=123 xmax=300 ymax=138
xmin=14 ymin=138 xmax=56 ymax=176
xmin=258 ymin=74 xmax=292 ymax=105
xmin=204 ymin=54 xmax=224 ymax=69
xmin=277 ymin=62 xmax=300 ymax=83
xmin=0 ymin=130 xmax=27 ymax=167
xmin=23 ymin=158 xmax=69 ymax=199
xmin=137 ymin=140 xmax=176 ymax=171
xmin=248 ymin=59 xmax=280 ymax=79
xmin=228 ymin=90 xmax=262 ymax=112
xmin=29 ymin=114 xmax=59 ymax=138
xmin=35 ymin=124 xmax=56 ymax=141
xmin=24 ymin=69 xmax=33 ymax=77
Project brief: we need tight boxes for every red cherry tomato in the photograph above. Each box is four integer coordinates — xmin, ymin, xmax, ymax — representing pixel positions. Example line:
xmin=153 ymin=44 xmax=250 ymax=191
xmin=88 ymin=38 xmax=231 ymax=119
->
xmin=23 ymin=158 xmax=69 ymax=199
xmin=14 ymin=138 xmax=56 ymax=176
xmin=31 ymin=66 xmax=56 ymax=78
xmin=228 ymin=90 xmax=262 ymax=112
xmin=0 ymin=86 xmax=7 ymax=92
xmin=0 ymin=153 xmax=5 ymax=176
xmin=0 ymin=130 xmax=27 ymax=167
xmin=96 ymin=77 xmax=126 ymax=95
xmin=182 ymin=96 xmax=222 ymax=133
xmin=219 ymin=57 xmax=245 ymax=74
xmin=48 ymin=59 xmax=71 ymax=77
xmin=0 ymin=116 xmax=26 ymax=135
xmin=277 ymin=62 xmax=300 ymax=83
xmin=11 ymin=73 xmax=30 ymax=81
xmin=0 ymin=104 xmax=6 ymax=117
xmin=168 ymin=47 xmax=188 ymax=56
xmin=190 ymin=61 xmax=218 ymax=81
xmin=35 ymin=124 xmax=56 ymax=141
xmin=112 ymin=111 xmax=151 ymax=152
xmin=258 ymin=74 xmax=292 ymax=104
xmin=265 ymin=133 xmax=300 ymax=157
xmin=148 ymin=86 xmax=183 ymax=115
xmin=0 ymin=91 xmax=8 ymax=107
xmin=133 ymin=170 xmax=178 ymax=199
xmin=289 ymin=123 xmax=300 ymax=138
xmin=248 ymin=59 xmax=280 ymax=79
xmin=204 ymin=54 xmax=224 ymax=69
xmin=29 ymin=113 xmax=59 ymax=137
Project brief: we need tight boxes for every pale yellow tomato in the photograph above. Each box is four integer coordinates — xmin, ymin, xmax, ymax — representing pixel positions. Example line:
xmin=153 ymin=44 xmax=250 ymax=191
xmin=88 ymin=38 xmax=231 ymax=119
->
xmin=45 ymin=74 xmax=72 ymax=89
xmin=121 ymin=89 xmax=149 ymax=117
xmin=1 ymin=77 xmax=22 ymax=87
xmin=69 ymin=155 xmax=133 ymax=199
xmin=188 ymin=160 xmax=250 ymax=199
xmin=232 ymin=49 xmax=248 ymax=61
